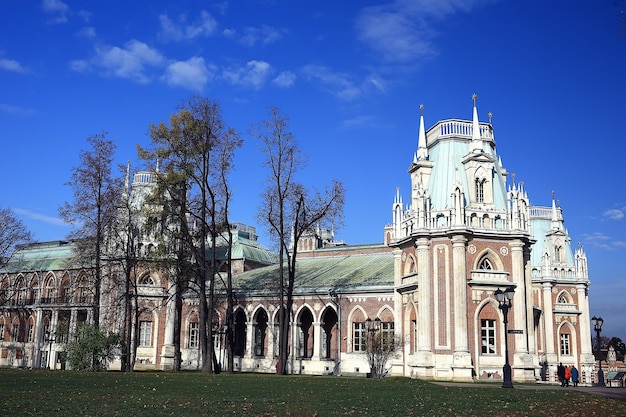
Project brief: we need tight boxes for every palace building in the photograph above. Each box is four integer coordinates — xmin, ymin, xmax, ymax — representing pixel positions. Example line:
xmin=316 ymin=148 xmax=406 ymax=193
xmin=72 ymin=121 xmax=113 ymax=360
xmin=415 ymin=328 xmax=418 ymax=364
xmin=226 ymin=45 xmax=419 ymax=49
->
xmin=0 ymin=98 xmax=594 ymax=384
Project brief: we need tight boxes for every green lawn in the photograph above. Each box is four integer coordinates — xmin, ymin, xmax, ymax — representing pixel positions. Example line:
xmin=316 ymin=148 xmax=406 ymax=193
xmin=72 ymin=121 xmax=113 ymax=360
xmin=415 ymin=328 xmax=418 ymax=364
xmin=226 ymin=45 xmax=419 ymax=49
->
xmin=0 ymin=369 xmax=624 ymax=416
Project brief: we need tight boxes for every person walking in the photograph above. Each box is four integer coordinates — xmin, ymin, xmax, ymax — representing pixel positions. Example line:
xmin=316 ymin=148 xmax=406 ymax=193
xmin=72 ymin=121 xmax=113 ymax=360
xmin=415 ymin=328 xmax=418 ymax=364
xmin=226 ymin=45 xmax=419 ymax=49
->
xmin=557 ymin=362 xmax=566 ymax=386
xmin=571 ymin=365 xmax=579 ymax=387
xmin=564 ymin=364 xmax=572 ymax=387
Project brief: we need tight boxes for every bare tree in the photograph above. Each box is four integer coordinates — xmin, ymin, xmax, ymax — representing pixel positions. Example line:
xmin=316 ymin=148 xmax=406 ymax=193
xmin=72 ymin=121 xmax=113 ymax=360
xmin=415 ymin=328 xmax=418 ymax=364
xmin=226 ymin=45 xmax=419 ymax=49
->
xmin=59 ymin=133 xmax=122 ymax=329
xmin=252 ymin=107 xmax=344 ymax=375
xmin=0 ymin=207 xmax=33 ymax=268
xmin=364 ymin=321 xmax=400 ymax=378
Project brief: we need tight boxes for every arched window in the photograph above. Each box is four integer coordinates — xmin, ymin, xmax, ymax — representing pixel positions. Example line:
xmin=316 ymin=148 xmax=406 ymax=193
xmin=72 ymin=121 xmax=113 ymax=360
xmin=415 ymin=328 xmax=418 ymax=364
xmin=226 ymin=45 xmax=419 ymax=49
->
xmin=475 ymin=178 xmax=485 ymax=203
xmin=554 ymin=245 xmax=563 ymax=263
xmin=11 ymin=316 xmax=21 ymax=342
xmin=27 ymin=316 xmax=35 ymax=342
xmin=560 ymin=331 xmax=571 ymax=355
xmin=478 ymin=256 xmax=494 ymax=270
xmin=378 ymin=309 xmax=395 ymax=351
xmin=321 ymin=307 xmax=338 ymax=359
xmin=140 ymin=276 xmax=155 ymax=285
xmin=188 ymin=312 xmax=199 ymax=349
xmin=253 ymin=309 xmax=268 ymax=357
xmin=233 ymin=309 xmax=247 ymax=357
xmin=351 ymin=309 xmax=367 ymax=353
xmin=15 ymin=277 xmax=26 ymax=305
xmin=297 ymin=308 xmax=314 ymax=358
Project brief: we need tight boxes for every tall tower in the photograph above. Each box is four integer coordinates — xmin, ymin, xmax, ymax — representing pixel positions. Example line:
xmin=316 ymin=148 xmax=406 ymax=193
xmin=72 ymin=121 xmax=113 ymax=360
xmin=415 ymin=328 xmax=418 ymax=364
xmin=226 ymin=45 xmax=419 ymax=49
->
xmin=385 ymin=95 xmax=592 ymax=383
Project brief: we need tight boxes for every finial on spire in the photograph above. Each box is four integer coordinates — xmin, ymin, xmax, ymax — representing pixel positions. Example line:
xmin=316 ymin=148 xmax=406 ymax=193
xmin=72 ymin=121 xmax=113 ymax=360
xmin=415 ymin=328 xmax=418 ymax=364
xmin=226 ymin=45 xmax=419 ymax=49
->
xmin=417 ymin=102 xmax=428 ymax=160
xmin=471 ymin=93 xmax=481 ymax=143
xmin=488 ymin=112 xmax=493 ymax=124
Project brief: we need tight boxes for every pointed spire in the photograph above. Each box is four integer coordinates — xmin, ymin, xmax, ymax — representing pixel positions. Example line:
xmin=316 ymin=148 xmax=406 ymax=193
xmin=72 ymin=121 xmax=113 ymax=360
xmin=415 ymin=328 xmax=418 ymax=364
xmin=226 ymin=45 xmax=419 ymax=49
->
xmin=470 ymin=93 xmax=483 ymax=153
xmin=551 ymin=190 xmax=561 ymax=230
xmin=123 ymin=160 xmax=131 ymax=199
xmin=417 ymin=104 xmax=428 ymax=160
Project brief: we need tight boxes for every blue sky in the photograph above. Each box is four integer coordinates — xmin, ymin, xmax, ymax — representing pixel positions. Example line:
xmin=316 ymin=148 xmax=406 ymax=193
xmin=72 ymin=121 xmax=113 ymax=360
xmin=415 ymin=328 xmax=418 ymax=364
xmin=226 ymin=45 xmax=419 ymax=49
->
xmin=2 ymin=1 xmax=625 ymax=339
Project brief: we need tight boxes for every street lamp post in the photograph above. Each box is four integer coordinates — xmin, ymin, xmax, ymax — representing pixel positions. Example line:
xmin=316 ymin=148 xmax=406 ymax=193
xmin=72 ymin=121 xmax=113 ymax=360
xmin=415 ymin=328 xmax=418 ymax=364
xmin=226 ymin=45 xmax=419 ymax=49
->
xmin=495 ymin=286 xmax=515 ymax=389
xmin=45 ymin=331 xmax=55 ymax=370
xmin=592 ymin=315 xmax=605 ymax=387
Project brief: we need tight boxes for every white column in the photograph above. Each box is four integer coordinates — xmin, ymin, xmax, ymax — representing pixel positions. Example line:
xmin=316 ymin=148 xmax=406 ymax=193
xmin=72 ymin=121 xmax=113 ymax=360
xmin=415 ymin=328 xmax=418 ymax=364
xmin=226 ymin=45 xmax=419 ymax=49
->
xmin=312 ymin=321 xmax=321 ymax=361
xmin=451 ymin=235 xmax=469 ymax=353
xmin=416 ymin=238 xmax=431 ymax=353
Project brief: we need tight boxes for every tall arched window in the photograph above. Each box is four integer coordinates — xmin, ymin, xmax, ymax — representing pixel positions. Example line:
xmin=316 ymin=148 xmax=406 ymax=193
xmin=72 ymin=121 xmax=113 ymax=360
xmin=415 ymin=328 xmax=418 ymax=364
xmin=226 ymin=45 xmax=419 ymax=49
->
xmin=297 ymin=308 xmax=314 ymax=358
xmin=253 ymin=309 xmax=268 ymax=357
xmin=554 ymin=245 xmax=563 ymax=263
xmin=475 ymin=178 xmax=485 ymax=203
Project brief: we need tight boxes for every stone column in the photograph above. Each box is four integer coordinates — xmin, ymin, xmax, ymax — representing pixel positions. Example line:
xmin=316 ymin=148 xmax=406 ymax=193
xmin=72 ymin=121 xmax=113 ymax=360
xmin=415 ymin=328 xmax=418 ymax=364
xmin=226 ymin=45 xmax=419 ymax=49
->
xmin=451 ymin=235 xmax=472 ymax=380
xmin=312 ymin=321 xmax=321 ymax=361
xmin=415 ymin=238 xmax=433 ymax=378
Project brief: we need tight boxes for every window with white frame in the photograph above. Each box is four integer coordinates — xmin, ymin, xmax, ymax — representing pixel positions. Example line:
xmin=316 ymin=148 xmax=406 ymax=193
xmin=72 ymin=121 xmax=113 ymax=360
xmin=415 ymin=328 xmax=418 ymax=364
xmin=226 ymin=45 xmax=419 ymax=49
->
xmin=475 ymin=178 xmax=485 ymax=203
xmin=188 ymin=322 xmax=199 ymax=349
xmin=139 ymin=321 xmax=152 ymax=347
xmin=560 ymin=333 xmax=571 ymax=355
xmin=11 ymin=323 xmax=19 ymax=341
xmin=27 ymin=322 xmax=34 ymax=343
xmin=381 ymin=321 xmax=395 ymax=350
xmin=353 ymin=322 xmax=366 ymax=352
xmin=481 ymin=319 xmax=496 ymax=354
xmin=479 ymin=257 xmax=493 ymax=270
xmin=0 ymin=322 xmax=4 ymax=340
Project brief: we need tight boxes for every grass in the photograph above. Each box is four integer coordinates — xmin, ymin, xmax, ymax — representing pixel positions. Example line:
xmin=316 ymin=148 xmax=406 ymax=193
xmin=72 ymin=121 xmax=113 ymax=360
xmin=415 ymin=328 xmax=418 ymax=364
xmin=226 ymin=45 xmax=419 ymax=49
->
xmin=0 ymin=369 xmax=625 ymax=416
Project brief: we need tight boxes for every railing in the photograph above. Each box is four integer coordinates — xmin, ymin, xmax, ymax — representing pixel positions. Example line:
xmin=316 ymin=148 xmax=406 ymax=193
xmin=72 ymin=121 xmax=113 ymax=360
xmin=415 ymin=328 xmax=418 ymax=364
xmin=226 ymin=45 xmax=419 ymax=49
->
xmin=529 ymin=206 xmax=552 ymax=219
xmin=133 ymin=172 xmax=156 ymax=185
xmin=428 ymin=119 xmax=494 ymax=141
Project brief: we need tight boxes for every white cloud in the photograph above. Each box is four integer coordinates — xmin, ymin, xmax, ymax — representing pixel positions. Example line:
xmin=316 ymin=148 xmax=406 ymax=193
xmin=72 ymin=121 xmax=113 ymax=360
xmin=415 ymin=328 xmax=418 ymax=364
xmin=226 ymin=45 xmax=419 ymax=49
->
xmin=159 ymin=11 xmax=217 ymax=41
xmin=272 ymin=71 xmax=296 ymax=88
xmin=581 ymin=232 xmax=624 ymax=250
xmin=604 ymin=209 xmax=624 ymax=220
xmin=222 ymin=60 xmax=272 ymax=90
xmin=0 ymin=103 xmax=36 ymax=116
xmin=0 ymin=58 xmax=29 ymax=74
xmin=301 ymin=65 xmax=362 ymax=100
xmin=355 ymin=0 xmax=489 ymax=64
xmin=42 ymin=0 xmax=69 ymax=24
xmin=341 ymin=115 xmax=375 ymax=129
xmin=163 ymin=57 xmax=215 ymax=91
xmin=14 ymin=208 xmax=67 ymax=226
xmin=234 ymin=25 xmax=285 ymax=47
xmin=77 ymin=26 xmax=96 ymax=39
xmin=75 ymin=40 xmax=165 ymax=84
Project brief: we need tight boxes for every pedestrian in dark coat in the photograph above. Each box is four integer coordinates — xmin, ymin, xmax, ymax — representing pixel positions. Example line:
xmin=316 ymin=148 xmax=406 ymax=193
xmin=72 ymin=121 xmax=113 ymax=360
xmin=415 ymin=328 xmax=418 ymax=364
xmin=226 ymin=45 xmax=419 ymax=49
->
xmin=571 ymin=365 xmax=579 ymax=387
xmin=564 ymin=365 xmax=572 ymax=387
xmin=557 ymin=362 xmax=566 ymax=386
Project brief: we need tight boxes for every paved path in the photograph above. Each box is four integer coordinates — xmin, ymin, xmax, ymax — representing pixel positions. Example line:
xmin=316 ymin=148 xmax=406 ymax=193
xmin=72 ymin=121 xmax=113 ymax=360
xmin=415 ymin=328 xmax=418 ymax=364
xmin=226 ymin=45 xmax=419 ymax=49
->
xmin=432 ymin=382 xmax=626 ymax=401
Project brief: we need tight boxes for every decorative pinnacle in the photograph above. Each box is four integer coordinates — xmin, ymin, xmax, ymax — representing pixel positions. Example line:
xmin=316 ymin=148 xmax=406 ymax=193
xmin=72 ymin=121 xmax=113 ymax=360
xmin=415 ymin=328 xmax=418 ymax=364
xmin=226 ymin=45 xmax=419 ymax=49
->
xmin=420 ymin=103 xmax=424 ymax=115
xmin=472 ymin=93 xmax=477 ymax=105
xmin=488 ymin=112 xmax=493 ymax=124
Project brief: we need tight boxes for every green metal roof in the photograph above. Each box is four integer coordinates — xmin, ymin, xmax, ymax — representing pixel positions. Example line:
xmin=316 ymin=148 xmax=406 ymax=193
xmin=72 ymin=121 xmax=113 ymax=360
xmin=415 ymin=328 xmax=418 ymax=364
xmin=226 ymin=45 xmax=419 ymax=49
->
xmin=0 ymin=241 xmax=78 ymax=273
xmin=232 ymin=251 xmax=394 ymax=295
xmin=212 ymin=234 xmax=277 ymax=265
